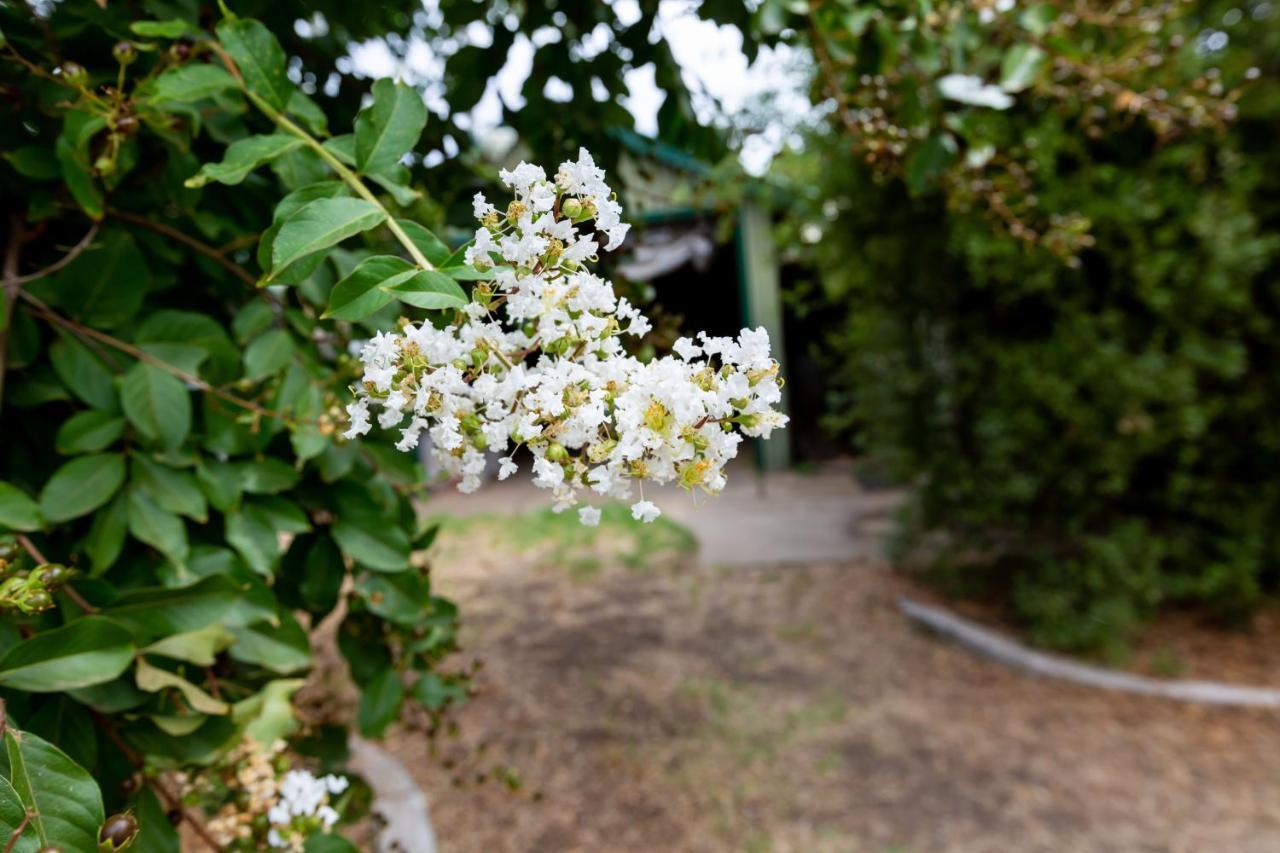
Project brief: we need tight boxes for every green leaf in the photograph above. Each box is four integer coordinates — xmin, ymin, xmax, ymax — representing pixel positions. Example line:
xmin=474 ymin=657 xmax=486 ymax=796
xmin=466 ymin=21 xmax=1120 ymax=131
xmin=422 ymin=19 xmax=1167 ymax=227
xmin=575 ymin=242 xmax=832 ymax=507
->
xmin=48 ymin=335 xmax=116 ymax=409
xmin=357 ymin=667 xmax=403 ymax=737
xmin=323 ymin=254 xmax=412 ymax=320
xmin=196 ymin=460 xmax=242 ymax=512
xmin=299 ymin=535 xmax=345 ymax=615
xmin=1019 ymin=4 xmax=1058 ymax=36
xmin=127 ymin=488 xmax=190 ymax=568
xmin=333 ymin=517 xmax=410 ymax=571
xmin=3 ymin=728 xmax=105 ymax=851
xmin=67 ymin=677 xmax=149 ymax=714
xmin=132 ymin=785 xmax=180 ymax=853
xmin=905 ymin=133 xmax=957 ymax=194
xmin=356 ymin=572 xmax=434 ymax=627
xmin=322 ymin=134 xmax=357 ymax=166
xmin=55 ymin=111 xmax=105 ymax=220
xmin=272 ymin=181 xmax=348 ymax=224
xmin=143 ymin=623 xmax=235 ymax=666
xmin=396 ymin=220 xmax=451 ymax=266
xmin=132 ymin=456 xmax=207 ymax=522
xmin=52 ymin=228 xmax=146 ymax=328
xmin=135 ymin=657 xmax=229 ymax=714
xmin=0 ymin=482 xmax=43 ymax=532
xmin=151 ymin=64 xmax=237 ymax=102
xmin=104 ymin=576 xmax=239 ymax=640
xmin=288 ymin=90 xmax=330 ymax=136
xmin=131 ymin=18 xmax=193 ymax=38
xmin=121 ymin=363 xmax=191 ymax=449
xmin=0 ymin=774 xmax=39 ymax=853
xmin=354 ymin=78 xmax=427 ymax=173
xmin=0 ymin=616 xmax=134 ymax=692
xmin=216 ymin=18 xmax=292 ymax=111
xmin=55 ymin=410 xmax=125 ymax=455
xmin=85 ymin=492 xmax=129 ymax=575
xmin=369 ymin=168 xmax=421 ymax=206
xmin=185 ymin=133 xmax=304 ymax=188
xmin=2 ymin=147 xmax=59 ymax=180
xmin=24 ymin=697 xmax=97 ymax=773
xmin=229 ymin=611 xmax=311 ymax=673
xmin=387 ymin=269 xmax=468 ymax=310
xmin=243 ymin=329 xmax=295 ymax=380
xmin=1000 ymin=44 xmax=1047 ymax=93
xmin=441 ymin=265 xmax=495 ymax=282
xmin=235 ymin=678 xmax=306 ymax=746
xmin=238 ymin=459 xmax=300 ymax=494
xmin=39 ymin=453 xmax=125 ymax=523
xmin=271 ymin=198 xmax=386 ymax=272
xmin=304 ymin=833 xmax=360 ymax=852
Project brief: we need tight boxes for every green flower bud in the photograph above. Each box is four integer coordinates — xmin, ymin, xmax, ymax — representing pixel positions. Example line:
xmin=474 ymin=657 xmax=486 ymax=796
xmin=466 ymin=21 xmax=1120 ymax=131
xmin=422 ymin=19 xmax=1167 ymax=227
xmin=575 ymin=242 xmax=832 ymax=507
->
xmin=33 ymin=563 xmax=70 ymax=586
xmin=561 ymin=197 xmax=583 ymax=220
xmin=22 ymin=590 xmax=53 ymax=613
xmin=0 ymin=541 xmax=20 ymax=563
xmin=546 ymin=443 xmax=568 ymax=462
xmin=58 ymin=62 xmax=88 ymax=86
xmin=470 ymin=348 xmax=487 ymax=368
xmin=112 ymin=41 xmax=138 ymax=66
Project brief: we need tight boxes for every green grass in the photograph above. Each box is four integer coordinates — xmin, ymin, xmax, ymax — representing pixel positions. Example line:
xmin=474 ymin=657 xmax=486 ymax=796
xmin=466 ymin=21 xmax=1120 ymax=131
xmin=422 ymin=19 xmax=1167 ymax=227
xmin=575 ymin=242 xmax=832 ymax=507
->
xmin=426 ymin=502 xmax=697 ymax=578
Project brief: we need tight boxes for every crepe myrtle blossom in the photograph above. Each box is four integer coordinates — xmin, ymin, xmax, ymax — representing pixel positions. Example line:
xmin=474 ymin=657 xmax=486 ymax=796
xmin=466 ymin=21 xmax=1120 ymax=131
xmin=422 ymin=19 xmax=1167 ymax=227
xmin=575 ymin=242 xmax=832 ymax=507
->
xmin=266 ymin=769 xmax=349 ymax=849
xmin=937 ymin=73 xmax=1015 ymax=110
xmin=344 ymin=149 xmax=788 ymax=524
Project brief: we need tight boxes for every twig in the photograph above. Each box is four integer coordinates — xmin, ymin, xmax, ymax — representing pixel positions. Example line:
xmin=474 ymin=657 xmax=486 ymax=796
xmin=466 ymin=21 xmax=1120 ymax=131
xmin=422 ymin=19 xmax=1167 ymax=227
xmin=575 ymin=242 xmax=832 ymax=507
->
xmin=106 ymin=208 xmax=258 ymax=287
xmin=2 ymin=812 xmax=31 ymax=853
xmin=18 ymin=291 xmax=307 ymax=426
xmin=17 ymin=535 xmax=98 ymax=613
xmin=8 ymin=224 xmax=100 ymax=286
xmin=0 ymin=215 xmax=24 ymax=410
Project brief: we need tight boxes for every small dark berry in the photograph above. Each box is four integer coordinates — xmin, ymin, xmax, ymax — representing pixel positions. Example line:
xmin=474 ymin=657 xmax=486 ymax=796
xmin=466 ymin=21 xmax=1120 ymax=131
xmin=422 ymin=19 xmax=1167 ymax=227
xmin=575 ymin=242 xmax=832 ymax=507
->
xmin=98 ymin=812 xmax=138 ymax=849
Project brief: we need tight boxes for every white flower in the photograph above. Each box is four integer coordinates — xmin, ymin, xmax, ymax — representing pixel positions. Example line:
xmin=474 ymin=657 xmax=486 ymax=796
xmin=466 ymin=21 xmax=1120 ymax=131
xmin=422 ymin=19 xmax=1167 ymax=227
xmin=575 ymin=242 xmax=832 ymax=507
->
xmin=342 ymin=149 xmax=787 ymax=525
xmin=630 ymin=500 xmax=661 ymax=523
xmin=938 ymin=74 xmax=1015 ymax=109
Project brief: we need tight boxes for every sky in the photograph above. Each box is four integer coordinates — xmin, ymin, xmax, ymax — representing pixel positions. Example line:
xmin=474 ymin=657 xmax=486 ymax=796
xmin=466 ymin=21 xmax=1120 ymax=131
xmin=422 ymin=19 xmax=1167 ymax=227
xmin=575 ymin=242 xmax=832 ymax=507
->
xmin=339 ymin=0 xmax=812 ymax=174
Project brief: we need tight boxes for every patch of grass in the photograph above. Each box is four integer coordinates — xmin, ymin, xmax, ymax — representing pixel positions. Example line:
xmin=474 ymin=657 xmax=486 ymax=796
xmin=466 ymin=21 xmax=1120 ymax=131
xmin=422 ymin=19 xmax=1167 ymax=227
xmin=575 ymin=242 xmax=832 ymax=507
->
xmin=426 ymin=501 xmax=697 ymax=578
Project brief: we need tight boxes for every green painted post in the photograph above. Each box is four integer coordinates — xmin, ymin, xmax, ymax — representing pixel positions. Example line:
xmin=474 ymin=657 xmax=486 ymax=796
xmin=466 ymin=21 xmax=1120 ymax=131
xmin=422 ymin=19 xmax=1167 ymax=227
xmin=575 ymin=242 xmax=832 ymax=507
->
xmin=736 ymin=199 xmax=791 ymax=472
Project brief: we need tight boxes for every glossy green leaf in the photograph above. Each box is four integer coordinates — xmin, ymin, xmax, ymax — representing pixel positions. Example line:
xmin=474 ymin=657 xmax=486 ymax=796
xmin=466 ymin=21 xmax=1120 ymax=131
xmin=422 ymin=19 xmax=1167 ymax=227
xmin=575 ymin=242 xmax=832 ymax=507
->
xmin=410 ymin=672 xmax=465 ymax=711
xmin=272 ymin=181 xmax=348 ymax=224
xmin=3 ymin=728 xmax=104 ymax=851
xmin=235 ymin=678 xmax=305 ymax=746
xmin=304 ymin=833 xmax=360 ymax=852
xmin=0 ymin=482 xmax=43 ymax=532
xmin=135 ymin=657 xmax=229 ymax=714
xmin=355 ymin=79 xmax=428 ymax=173
xmin=333 ymin=517 xmax=410 ymax=571
xmin=132 ymin=785 xmax=180 ymax=853
xmin=132 ymin=456 xmax=208 ymax=522
xmin=2 ymin=147 xmax=58 ymax=181
xmin=229 ymin=611 xmax=311 ymax=673
xmin=48 ymin=336 xmax=116 ymax=410
xmin=0 ymin=617 xmax=134 ymax=692
xmin=127 ymin=488 xmax=190 ymax=568
xmin=288 ymin=90 xmax=330 ymax=136
xmin=121 ymin=363 xmax=191 ymax=449
xmin=52 ymin=228 xmax=146 ymax=328
xmin=38 ymin=453 xmax=125 ymax=523
xmin=185 ymin=133 xmax=304 ymax=188
xmin=396 ymin=219 xmax=451 ymax=266
xmin=356 ymin=667 xmax=403 ymax=737
xmin=323 ymin=254 xmax=413 ymax=320
xmin=238 ymin=459 xmax=300 ymax=494
xmin=85 ymin=492 xmax=128 ymax=576
xmin=151 ymin=64 xmax=237 ymax=103
xmin=0 ymin=774 xmax=38 ymax=853
xmin=103 ymin=576 xmax=239 ymax=640
xmin=271 ymin=198 xmax=386 ymax=272
xmin=386 ymin=269 xmax=468 ymax=310
xmin=54 ymin=111 xmax=105 ymax=220
xmin=55 ymin=410 xmax=125 ymax=455
xmin=143 ymin=623 xmax=236 ymax=666
xmin=243 ymin=328 xmax=295 ymax=380
xmin=216 ymin=18 xmax=292 ymax=111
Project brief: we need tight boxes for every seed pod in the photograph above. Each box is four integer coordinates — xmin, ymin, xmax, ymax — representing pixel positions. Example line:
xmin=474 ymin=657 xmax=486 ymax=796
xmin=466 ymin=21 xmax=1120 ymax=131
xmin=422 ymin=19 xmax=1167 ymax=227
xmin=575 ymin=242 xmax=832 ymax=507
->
xmin=98 ymin=812 xmax=138 ymax=849
xmin=58 ymin=62 xmax=88 ymax=86
xmin=0 ymin=541 xmax=20 ymax=563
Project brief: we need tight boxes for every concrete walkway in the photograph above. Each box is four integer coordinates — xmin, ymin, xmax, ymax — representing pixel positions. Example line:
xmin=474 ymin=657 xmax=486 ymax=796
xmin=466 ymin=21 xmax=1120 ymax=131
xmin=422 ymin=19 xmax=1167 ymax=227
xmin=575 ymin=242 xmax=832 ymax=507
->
xmin=424 ymin=460 xmax=900 ymax=567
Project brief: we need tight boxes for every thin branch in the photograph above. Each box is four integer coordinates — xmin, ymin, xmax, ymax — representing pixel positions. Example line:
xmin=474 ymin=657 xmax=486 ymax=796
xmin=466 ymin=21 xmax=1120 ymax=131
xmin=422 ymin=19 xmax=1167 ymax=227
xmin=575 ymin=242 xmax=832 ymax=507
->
xmin=2 ymin=811 xmax=31 ymax=853
xmin=8 ymin=224 xmax=100 ymax=286
xmin=0 ymin=215 xmax=25 ymax=411
xmin=16 ymin=534 xmax=98 ymax=613
xmin=106 ymin=208 xmax=258 ymax=287
xmin=18 ymin=291 xmax=307 ymax=426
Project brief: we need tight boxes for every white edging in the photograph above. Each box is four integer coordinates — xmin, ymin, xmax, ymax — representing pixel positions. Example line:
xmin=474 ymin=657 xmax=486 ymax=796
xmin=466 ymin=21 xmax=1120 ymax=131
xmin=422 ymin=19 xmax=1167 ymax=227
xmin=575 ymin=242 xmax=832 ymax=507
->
xmin=898 ymin=596 xmax=1280 ymax=708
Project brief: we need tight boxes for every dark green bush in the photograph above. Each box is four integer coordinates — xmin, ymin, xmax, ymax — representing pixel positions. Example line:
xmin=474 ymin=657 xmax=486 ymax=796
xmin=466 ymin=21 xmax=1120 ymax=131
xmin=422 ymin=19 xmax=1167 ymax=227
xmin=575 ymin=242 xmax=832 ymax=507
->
xmin=773 ymin=0 xmax=1280 ymax=653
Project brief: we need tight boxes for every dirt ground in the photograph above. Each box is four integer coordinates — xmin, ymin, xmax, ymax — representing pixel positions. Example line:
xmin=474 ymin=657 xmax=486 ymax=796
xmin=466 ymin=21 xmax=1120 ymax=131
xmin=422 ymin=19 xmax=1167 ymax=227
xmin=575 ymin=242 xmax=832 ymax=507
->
xmin=387 ymin=503 xmax=1280 ymax=853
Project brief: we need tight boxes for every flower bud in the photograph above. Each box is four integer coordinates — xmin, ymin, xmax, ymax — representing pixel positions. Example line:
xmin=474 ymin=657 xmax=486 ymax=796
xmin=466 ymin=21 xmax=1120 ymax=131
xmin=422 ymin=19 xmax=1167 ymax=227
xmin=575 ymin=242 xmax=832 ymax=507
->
xmin=33 ymin=563 xmax=70 ymax=586
xmin=561 ymin=197 xmax=583 ymax=220
xmin=112 ymin=41 xmax=138 ymax=66
xmin=58 ymin=62 xmax=88 ymax=86
xmin=546 ymin=443 xmax=568 ymax=462
xmin=0 ymin=541 xmax=19 ymax=563
xmin=22 ymin=590 xmax=53 ymax=613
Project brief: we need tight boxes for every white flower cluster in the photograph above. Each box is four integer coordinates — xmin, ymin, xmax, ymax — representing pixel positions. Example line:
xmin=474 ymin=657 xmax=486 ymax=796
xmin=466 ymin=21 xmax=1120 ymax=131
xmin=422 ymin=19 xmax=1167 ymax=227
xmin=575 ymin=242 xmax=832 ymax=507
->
xmin=266 ymin=769 xmax=349 ymax=849
xmin=344 ymin=149 xmax=788 ymax=524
